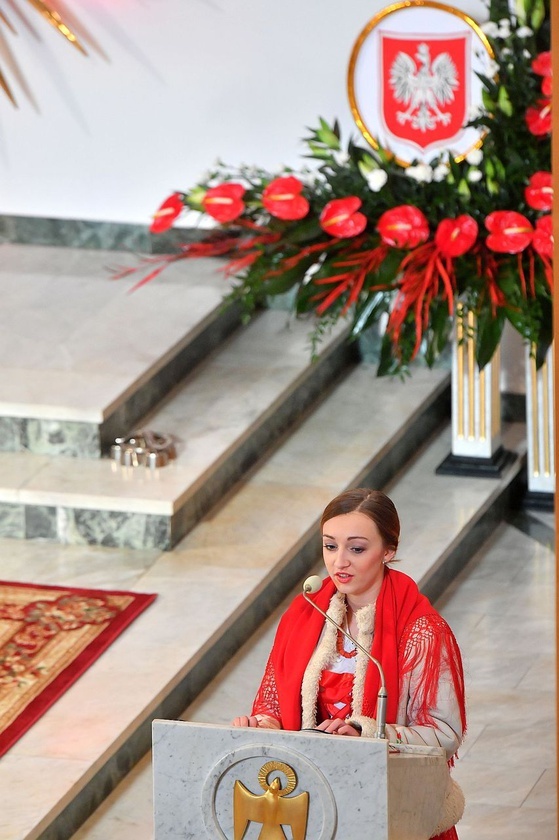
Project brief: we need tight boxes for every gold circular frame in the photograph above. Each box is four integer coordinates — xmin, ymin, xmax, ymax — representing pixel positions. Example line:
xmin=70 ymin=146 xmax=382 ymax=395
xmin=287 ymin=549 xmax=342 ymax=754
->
xmin=347 ymin=0 xmax=494 ymax=165
xmin=257 ymin=761 xmax=298 ymax=795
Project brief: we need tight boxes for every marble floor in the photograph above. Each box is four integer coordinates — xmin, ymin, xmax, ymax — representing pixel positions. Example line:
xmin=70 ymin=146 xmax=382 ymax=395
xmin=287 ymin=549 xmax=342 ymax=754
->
xmin=70 ymin=508 xmax=557 ymax=840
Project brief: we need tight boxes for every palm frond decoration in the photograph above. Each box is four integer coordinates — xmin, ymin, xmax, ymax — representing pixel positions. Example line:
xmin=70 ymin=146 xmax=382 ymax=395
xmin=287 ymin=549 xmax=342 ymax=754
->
xmin=0 ymin=0 xmax=86 ymax=106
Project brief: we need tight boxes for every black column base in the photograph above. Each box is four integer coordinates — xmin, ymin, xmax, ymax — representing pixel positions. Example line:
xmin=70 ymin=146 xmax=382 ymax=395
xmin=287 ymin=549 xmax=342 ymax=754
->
xmin=523 ymin=490 xmax=555 ymax=511
xmin=436 ymin=446 xmax=517 ymax=478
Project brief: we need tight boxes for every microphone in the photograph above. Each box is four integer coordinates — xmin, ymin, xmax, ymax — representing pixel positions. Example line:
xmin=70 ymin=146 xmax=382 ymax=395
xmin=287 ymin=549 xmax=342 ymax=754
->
xmin=302 ymin=575 xmax=388 ymax=739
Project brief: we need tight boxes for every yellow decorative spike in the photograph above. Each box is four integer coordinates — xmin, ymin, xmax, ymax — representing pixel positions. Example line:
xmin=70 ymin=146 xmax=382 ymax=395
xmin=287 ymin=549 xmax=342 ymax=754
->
xmin=0 ymin=9 xmax=17 ymax=34
xmin=25 ymin=0 xmax=87 ymax=54
xmin=0 ymin=66 xmax=17 ymax=107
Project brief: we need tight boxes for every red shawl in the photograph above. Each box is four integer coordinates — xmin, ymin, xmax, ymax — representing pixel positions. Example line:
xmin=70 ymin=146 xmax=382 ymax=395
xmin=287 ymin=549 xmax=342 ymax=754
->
xmin=264 ymin=568 xmax=466 ymax=734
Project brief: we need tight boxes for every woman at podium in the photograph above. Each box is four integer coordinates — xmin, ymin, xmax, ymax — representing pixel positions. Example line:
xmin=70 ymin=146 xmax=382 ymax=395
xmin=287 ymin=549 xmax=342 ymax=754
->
xmin=232 ymin=488 xmax=466 ymax=839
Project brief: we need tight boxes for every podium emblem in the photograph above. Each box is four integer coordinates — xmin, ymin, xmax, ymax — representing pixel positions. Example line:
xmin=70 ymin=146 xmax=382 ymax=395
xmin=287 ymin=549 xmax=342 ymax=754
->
xmin=233 ymin=760 xmax=309 ymax=839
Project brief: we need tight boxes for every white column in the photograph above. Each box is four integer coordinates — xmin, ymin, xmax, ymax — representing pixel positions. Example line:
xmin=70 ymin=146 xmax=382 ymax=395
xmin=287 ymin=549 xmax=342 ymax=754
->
xmin=451 ymin=307 xmax=502 ymax=460
xmin=525 ymin=343 xmax=555 ymax=496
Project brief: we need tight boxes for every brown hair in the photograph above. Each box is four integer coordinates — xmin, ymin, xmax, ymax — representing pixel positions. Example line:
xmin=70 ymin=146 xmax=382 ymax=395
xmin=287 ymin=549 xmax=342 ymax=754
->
xmin=320 ymin=488 xmax=400 ymax=552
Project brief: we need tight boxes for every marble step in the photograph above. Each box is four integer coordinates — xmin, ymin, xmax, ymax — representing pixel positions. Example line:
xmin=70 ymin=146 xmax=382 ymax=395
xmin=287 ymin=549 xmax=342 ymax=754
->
xmin=0 ymin=360 xmax=484 ymax=840
xmin=0 ymin=244 xmax=242 ymax=458
xmin=0 ymin=310 xmax=353 ymax=550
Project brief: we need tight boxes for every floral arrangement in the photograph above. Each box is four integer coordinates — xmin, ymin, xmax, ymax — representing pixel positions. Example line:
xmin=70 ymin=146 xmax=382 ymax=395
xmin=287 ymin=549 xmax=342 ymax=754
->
xmin=125 ymin=0 xmax=551 ymax=376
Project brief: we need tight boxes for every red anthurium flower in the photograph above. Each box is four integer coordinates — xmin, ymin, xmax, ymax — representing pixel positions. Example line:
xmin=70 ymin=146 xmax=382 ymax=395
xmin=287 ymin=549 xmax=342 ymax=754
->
xmin=485 ymin=211 xmax=533 ymax=253
xmin=377 ymin=205 xmax=430 ymax=249
xmin=202 ymin=183 xmax=246 ymax=223
xmin=541 ymin=76 xmax=552 ymax=97
xmin=150 ymin=193 xmax=184 ymax=234
xmin=319 ymin=197 xmax=367 ymax=238
xmin=435 ymin=215 xmax=478 ymax=257
xmin=532 ymin=52 xmax=552 ymax=97
xmin=525 ymin=171 xmax=553 ymax=211
xmin=526 ymin=99 xmax=552 ymax=136
xmin=262 ymin=176 xmax=309 ymax=221
xmin=532 ymin=51 xmax=552 ymax=78
xmin=532 ymin=215 xmax=553 ymax=259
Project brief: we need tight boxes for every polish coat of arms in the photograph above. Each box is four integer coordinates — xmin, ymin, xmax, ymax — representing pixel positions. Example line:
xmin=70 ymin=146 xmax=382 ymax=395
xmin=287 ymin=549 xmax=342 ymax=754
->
xmin=381 ymin=33 xmax=469 ymax=153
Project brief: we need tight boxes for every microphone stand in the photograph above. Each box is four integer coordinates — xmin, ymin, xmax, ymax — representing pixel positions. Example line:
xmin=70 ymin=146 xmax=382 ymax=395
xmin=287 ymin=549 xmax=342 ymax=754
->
xmin=303 ymin=580 xmax=387 ymax=739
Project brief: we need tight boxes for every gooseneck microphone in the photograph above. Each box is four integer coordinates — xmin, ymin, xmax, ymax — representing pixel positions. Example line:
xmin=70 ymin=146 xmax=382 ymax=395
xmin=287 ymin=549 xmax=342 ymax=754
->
xmin=302 ymin=575 xmax=388 ymax=739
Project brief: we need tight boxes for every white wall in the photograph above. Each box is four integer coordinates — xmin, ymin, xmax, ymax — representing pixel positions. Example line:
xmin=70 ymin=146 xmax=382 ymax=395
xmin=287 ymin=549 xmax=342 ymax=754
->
xmin=0 ymin=0 xmax=488 ymax=225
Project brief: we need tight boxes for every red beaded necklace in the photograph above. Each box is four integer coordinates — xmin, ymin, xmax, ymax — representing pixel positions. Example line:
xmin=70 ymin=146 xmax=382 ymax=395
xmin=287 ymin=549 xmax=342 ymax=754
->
xmin=336 ymin=616 xmax=357 ymax=659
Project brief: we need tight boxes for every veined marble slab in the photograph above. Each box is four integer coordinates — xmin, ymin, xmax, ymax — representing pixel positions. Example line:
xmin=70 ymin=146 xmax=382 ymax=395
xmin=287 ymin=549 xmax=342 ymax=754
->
xmin=0 ymin=245 xmax=229 ymax=421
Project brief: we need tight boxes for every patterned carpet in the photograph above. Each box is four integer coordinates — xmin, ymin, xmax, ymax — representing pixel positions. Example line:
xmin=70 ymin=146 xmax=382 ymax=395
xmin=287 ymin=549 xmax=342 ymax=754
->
xmin=0 ymin=581 xmax=156 ymax=757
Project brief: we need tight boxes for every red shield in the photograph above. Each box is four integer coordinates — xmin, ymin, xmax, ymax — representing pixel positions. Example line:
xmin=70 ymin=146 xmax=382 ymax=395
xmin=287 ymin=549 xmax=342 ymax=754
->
xmin=380 ymin=33 xmax=469 ymax=152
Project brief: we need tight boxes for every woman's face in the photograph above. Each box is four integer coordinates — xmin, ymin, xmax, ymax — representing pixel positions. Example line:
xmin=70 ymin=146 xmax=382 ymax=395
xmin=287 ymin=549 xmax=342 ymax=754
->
xmin=322 ymin=511 xmax=395 ymax=607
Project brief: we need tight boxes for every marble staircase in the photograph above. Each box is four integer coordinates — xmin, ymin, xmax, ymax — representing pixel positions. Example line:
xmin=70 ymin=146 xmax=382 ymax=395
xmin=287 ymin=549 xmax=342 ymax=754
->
xmin=0 ymin=245 xmax=241 ymax=458
xmin=0 ymin=245 xmax=357 ymax=550
xmin=0 ymin=243 xmax=533 ymax=840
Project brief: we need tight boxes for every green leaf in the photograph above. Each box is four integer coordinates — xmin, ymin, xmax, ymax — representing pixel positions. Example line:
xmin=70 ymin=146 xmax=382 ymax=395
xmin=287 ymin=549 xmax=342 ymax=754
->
xmin=482 ymin=89 xmax=496 ymax=111
xmin=375 ymin=249 xmax=403 ymax=285
xmin=377 ymin=333 xmax=399 ymax=377
xmin=351 ymin=291 xmax=387 ymax=335
xmin=263 ymin=260 xmax=314 ymax=296
xmin=476 ymin=308 xmax=505 ymax=369
xmin=316 ymin=118 xmax=340 ymax=149
xmin=424 ymin=301 xmax=453 ymax=365
xmin=497 ymin=86 xmax=513 ymax=117
xmin=283 ymin=218 xmax=323 ymax=245
xmin=186 ymin=186 xmax=206 ymax=210
xmin=531 ymin=0 xmax=546 ymax=30
xmin=457 ymin=179 xmax=471 ymax=198
xmin=535 ymin=296 xmax=553 ymax=366
xmin=306 ymin=142 xmax=334 ymax=159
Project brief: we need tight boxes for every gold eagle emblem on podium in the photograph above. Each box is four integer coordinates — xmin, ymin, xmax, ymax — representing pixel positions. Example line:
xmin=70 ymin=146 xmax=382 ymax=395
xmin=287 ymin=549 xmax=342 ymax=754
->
xmin=233 ymin=760 xmax=309 ymax=839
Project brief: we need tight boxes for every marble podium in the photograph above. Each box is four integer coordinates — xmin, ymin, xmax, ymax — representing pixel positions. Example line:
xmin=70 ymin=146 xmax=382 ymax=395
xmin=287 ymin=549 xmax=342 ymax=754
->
xmin=152 ymin=720 xmax=449 ymax=839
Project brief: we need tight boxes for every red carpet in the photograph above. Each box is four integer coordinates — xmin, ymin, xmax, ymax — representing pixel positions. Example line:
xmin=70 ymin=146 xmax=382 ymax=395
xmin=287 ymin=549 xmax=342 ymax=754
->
xmin=0 ymin=580 xmax=156 ymax=757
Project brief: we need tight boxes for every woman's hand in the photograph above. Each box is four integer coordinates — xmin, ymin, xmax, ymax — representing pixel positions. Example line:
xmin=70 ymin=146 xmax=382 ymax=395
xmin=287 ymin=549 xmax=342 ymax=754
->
xmin=232 ymin=715 xmax=259 ymax=728
xmin=231 ymin=714 xmax=281 ymax=729
xmin=315 ymin=718 xmax=362 ymax=737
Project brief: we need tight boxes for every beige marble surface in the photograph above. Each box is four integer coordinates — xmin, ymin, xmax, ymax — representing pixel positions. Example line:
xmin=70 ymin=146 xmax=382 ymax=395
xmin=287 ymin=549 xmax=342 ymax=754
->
xmin=0 ymin=245 xmax=227 ymax=420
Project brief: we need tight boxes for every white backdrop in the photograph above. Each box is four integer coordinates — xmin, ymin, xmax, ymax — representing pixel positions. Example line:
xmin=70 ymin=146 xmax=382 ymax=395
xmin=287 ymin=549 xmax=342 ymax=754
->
xmin=0 ymin=0 xmax=488 ymax=225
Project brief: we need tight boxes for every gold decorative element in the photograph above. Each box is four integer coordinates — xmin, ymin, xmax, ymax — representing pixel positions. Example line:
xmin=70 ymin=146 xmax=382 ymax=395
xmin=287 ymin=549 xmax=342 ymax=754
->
xmin=530 ymin=350 xmax=540 ymax=476
xmin=456 ymin=306 xmax=490 ymax=442
xmin=0 ymin=0 xmax=86 ymax=106
xmin=257 ymin=761 xmax=298 ymax=795
xmin=454 ymin=304 xmax=502 ymax=455
xmin=456 ymin=305 xmax=465 ymax=439
xmin=467 ymin=309 xmax=476 ymax=440
xmin=529 ymin=344 xmax=552 ymax=479
xmin=542 ymin=355 xmax=551 ymax=476
xmin=234 ymin=761 xmax=309 ymax=839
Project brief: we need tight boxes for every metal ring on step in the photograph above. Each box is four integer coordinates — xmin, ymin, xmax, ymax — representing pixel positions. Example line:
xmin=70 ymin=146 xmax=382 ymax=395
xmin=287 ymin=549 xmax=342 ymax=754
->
xmin=110 ymin=430 xmax=177 ymax=468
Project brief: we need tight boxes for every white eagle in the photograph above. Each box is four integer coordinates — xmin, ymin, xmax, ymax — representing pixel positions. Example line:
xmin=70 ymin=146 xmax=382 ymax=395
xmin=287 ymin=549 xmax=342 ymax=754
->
xmin=389 ymin=43 xmax=459 ymax=132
